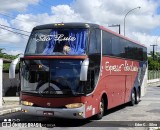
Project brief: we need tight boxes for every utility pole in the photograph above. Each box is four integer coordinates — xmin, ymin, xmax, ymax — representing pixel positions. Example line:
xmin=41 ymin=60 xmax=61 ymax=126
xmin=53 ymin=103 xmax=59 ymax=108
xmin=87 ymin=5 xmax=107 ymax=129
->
xmin=150 ymin=44 xmax=158 ymax=60
xmin=124 ymin=6 xmax=141 ymax=36
xmin=108 ymin=24 xmax=121 ymax=34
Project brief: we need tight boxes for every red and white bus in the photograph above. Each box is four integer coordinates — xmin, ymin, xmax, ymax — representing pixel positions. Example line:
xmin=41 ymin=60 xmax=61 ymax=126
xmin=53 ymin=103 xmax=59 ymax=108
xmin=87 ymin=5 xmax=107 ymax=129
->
xmin=19 ymin=23 xmax=147 ymax=119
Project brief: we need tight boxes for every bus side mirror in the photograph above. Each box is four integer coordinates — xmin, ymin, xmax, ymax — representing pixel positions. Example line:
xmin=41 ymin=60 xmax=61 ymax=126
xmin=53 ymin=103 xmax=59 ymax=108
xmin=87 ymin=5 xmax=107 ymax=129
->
xmin=80 ymin=58 xmax=89 ymax=81
xmin=9 ymin=57 xmax=20 ymax=79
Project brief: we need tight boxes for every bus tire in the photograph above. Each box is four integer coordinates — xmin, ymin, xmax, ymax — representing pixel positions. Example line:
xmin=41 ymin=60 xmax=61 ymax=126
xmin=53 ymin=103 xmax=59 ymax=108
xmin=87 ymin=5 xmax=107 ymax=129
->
xmin=135 ymin=88 xmax=140 ymax=104
xmin=130 ymin=89 xmax=136 ymax=106
xmin=95 ymin=98 xmax=104 ymax=120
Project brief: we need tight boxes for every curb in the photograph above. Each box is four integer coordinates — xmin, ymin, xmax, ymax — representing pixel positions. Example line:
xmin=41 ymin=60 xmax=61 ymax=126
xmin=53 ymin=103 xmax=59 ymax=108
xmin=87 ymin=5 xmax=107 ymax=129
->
xmin=0 ymin=107 xmax=21 ymax=115
xmin=147 ymin=82 xmax=160 ymax=87
xmin=3 ymin=97 xmax=19 ymax=102
xmin=149 ymin=127 xmax=160 ymax=130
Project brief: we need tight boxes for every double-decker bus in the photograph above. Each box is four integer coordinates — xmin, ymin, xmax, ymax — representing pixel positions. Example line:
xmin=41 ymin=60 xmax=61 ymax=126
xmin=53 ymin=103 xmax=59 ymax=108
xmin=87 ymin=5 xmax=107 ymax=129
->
xmin=17 ymin=23 xmax=147 ymax=119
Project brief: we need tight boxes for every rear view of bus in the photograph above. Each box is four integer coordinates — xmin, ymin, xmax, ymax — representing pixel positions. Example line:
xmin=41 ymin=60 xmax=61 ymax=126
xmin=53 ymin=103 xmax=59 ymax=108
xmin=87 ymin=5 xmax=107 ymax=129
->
xmin=20 ymin=23 xmax=147 ymax=119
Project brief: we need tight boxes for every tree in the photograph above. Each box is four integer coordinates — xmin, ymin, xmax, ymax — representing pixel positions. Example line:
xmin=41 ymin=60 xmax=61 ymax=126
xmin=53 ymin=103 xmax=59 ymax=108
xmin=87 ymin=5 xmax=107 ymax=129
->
xmin=0 ymin=48 xmax=19 ymax=71
xmin=148 ymin=51 xmax=160 ymax=70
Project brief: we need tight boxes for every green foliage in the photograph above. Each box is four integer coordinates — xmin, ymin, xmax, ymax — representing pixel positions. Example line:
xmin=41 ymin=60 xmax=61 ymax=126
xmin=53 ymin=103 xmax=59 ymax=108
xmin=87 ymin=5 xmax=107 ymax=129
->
xmin=148 ymin=52 xmax=160 ymax=70
xmin=0 ymin=48 xmax=19 ymax=71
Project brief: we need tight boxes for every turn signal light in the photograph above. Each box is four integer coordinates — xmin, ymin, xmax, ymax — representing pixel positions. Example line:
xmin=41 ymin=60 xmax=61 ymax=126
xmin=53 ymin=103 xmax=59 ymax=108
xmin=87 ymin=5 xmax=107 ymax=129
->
xmin=65 ymin=103 xmax=83 ymax=109
xmin=21 ymin=101 xmax=34 ymax=106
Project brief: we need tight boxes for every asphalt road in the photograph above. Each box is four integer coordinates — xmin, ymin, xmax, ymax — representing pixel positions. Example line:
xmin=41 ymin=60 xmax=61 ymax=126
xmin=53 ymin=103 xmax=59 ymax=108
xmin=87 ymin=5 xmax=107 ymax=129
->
xmin=0 ymin=85 xmax=160 ymax=129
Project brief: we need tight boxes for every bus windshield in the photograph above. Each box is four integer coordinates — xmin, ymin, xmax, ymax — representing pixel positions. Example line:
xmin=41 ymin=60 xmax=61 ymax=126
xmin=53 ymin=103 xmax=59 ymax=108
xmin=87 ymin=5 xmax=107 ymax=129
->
xmin=21 ymin=59 xmax=84 ymax=96
xmin=25 ymin=29 xmax=88 ymax=55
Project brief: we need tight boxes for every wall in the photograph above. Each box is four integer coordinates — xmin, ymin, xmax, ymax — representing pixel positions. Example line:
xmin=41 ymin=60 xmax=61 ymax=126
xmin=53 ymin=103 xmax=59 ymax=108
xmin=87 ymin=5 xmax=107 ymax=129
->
xmin=3 ymin=72 xmax=19 ymax=96
xmin=0 ymin=59 xmax=3 ymax=106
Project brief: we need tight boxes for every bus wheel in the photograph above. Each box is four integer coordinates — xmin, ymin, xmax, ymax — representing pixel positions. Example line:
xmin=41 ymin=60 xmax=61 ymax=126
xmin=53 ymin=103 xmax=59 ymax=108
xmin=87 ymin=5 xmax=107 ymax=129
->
xmin=135 ymin=89 xmax=140 ymax=104
xmin=95 ymin=98 xmax=104 ymax=120
xmin=130 ymin=89 xmax=136 ymax=106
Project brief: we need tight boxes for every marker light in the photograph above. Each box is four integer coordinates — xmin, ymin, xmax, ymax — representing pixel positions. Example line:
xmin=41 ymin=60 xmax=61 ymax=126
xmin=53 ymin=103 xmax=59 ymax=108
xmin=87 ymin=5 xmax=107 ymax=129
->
xmin=65 ymin=103 xmax=83 ymax=109
xmin=22 ymin=109 xmax=28 ymax=113
xmin=54 ymin=23 xmax=64 ymax=26
xmin=21 ymin=101 xmax=34 ymax=106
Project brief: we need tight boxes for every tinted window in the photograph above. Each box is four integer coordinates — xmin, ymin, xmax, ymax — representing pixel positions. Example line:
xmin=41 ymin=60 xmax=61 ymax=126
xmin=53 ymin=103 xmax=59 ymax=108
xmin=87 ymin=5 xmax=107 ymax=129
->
xmin=119 ymin=39 xmax=126 ymax=58
xmin=96 ymin=29 xmax=101 ymax=53
xmin=102 ymin=31 xmax=112 ymax=55
xmin=89 ymin=29 xmax=101 ymax=54
xmin=112 ymin=35 xmax=120 ymax=56
xmin=102 ymin=30 xmax=147 ymax=61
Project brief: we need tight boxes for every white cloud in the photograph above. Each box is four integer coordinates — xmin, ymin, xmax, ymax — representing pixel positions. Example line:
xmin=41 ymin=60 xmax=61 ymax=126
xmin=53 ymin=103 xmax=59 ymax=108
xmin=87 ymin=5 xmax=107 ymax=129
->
xmin=11 ymin=14 xmax=39 ymax=32
xmin=0 ymin=0 xmax=40 ymax=12
xmin=11 ymin=5 xmax=85 ymax=32
xmin=51 ymin=5 xmax=85 ymax=22
xmin=1 ymin=0 xmax=160 ymax=54
xmin=12 ymin=0 xmax=160 ymax=33
xmin=72 ymin=0 xmax=160 ymax=34
xmin=0 ymin=0 xmax=41 ymax=54
xmin=132 ymin=32 xmax=160 ymax=53
xmin=0 ymin=18 xmax=22 ymax=44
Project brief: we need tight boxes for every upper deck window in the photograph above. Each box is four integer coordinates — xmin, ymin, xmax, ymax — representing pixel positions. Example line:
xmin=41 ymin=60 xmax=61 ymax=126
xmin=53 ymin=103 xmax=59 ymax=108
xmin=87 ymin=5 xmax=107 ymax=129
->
xmin=25 ymin=29 xmax=88 ymax=55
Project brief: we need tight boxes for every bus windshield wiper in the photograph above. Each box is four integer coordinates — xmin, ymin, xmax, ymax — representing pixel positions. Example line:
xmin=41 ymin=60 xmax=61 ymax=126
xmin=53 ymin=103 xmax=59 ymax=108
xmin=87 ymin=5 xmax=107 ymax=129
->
xmin=22 ymin=90 xmax=44 ymax=96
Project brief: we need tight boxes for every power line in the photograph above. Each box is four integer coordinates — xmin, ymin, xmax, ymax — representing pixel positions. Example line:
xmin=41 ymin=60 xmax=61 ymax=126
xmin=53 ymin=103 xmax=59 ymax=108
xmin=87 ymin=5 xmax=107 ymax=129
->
xmin=0 ymin=11 xmax=38 ymax=24
xmin=0 ymin=35 xmax=28 ymax=40
xmin=0 ymin=12 xmax=25 ymax=22
xmin=0 ymin=26 xmax=29 ymax=37
xmin=0 ymin=40 xmax=27 ymax=46
xmin=16 ymin=0 xmax=50 ymax=12
xmin=0 ymin=1 xmax=50 ymax=25
xmin=0 ymin=24 xmax=30 ymax=33
xmin=0 ymin=45 xmax=25 ymax=49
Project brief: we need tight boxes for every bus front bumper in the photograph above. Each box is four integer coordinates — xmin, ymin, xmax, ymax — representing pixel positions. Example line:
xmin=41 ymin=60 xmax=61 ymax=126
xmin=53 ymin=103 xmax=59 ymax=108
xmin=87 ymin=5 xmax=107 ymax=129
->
xmin=21 ymin=105 xmax=86 ymax=119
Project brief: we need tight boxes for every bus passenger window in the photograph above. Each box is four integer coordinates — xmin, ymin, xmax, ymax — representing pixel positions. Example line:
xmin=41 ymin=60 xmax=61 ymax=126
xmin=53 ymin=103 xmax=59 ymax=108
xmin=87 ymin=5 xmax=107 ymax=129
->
xmin=89 ymin=30 xmax=97 ymax=54
xmin=89 ymin=29 xmax=101 ymax=54
xmin=102 ymin=31 xmax=112 ymax=55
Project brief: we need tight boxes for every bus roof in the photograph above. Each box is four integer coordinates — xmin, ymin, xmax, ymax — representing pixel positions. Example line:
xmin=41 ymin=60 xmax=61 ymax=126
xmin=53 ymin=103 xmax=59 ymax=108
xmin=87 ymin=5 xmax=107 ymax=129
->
xmin=33 ymin=22 xmax=146 ymax=48
xmin=34 ymin=22 xmax=99 ymax=30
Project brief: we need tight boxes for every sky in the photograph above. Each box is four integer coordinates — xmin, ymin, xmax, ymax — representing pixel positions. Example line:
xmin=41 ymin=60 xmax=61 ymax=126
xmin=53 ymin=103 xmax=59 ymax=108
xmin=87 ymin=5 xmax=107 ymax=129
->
xmin=0 ymin=0 xmax=160 ymax=55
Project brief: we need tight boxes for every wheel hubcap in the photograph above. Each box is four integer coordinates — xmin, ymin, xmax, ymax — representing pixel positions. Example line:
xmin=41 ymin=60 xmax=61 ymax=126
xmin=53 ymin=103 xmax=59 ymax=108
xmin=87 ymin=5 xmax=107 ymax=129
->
xmin=132 ymin=92 xmax=135 ymax=103
xmin=137 ymin=90 xmax=140 ymax=102
xmin=100 ymin=101 xmax=104 ymax=115
xmin=137 ymin=93 xmax=139 ymax=101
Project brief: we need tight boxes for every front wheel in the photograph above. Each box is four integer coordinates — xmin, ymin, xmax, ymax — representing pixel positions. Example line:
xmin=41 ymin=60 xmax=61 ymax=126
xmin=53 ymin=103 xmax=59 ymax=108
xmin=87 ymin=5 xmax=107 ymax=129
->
xmin=95 ymin=98 xmax=104 ymax=120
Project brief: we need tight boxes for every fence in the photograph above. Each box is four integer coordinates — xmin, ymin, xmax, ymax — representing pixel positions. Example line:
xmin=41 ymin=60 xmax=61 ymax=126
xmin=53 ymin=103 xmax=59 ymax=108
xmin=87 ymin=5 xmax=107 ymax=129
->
xmin=148 ymin=70 xmax=160 ymax=80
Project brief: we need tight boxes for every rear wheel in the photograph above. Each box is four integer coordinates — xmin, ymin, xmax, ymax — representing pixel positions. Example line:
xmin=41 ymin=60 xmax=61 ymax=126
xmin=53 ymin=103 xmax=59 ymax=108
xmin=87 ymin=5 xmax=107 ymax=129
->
xmin=130 ymin=89 xmax=136 ymax=106
xmin=95 ymin=98 xmax=104 ymax=120
xmin=135 ymin=89 xmax=140 ymax=104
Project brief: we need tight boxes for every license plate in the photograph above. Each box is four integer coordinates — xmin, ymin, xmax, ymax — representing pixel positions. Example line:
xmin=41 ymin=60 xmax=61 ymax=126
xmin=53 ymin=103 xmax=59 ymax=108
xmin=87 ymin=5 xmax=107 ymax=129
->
xmin=43 ymin=111 xmax=54 ymax=116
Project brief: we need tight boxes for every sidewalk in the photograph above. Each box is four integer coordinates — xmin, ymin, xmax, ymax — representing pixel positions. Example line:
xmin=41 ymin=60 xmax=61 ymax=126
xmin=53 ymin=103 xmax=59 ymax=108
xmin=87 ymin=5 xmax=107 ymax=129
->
xmin=0 ymin=97 xmax=21 ymax=115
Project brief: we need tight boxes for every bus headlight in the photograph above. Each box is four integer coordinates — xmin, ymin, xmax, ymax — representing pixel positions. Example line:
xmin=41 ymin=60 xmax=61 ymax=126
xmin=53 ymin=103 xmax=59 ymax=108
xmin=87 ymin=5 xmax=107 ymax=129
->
xmin=65 ymin=103 xmax=83 ymax=109
xmin=21 ymin=101 xmax=34 ymax=106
